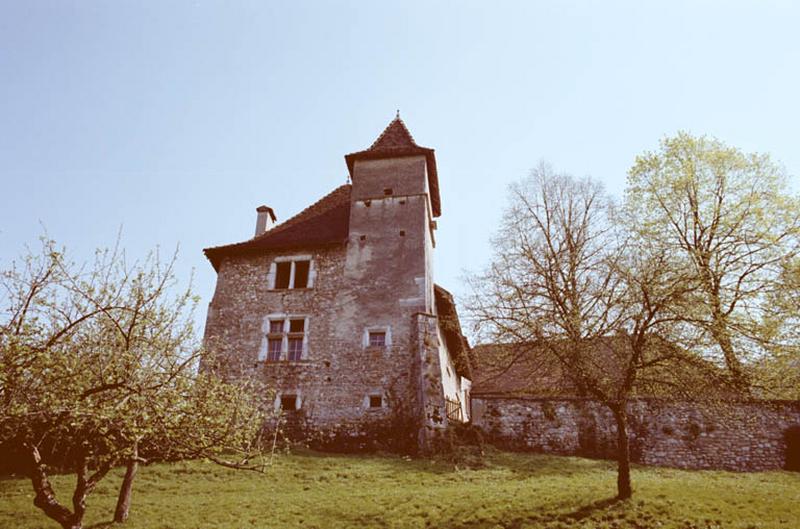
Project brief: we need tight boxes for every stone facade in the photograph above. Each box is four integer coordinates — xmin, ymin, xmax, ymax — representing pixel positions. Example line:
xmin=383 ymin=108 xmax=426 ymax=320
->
xmin=472 ymin=396 xmax=800 ymax=471
xmin=202 ymin=117 xmax=471 ymax=451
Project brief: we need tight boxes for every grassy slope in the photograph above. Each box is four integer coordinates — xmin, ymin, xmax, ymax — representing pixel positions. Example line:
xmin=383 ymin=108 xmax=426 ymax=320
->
xmin=1 ymin=450 xmax=798 ymax=529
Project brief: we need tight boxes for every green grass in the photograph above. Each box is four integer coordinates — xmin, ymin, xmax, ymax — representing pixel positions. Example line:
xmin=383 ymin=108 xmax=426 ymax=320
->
xmin=1 ymin=449 xmax=798 ymax=529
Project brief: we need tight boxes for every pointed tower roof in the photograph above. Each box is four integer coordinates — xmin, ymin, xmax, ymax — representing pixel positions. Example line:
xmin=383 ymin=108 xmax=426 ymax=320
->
xmin=345 ymin=115 xmax=441 ymax=217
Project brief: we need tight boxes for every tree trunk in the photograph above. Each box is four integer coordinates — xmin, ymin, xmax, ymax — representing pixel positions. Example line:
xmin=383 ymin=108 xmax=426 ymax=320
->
xmin=612 ymin=406 xmax=633 ymax=500
xmin=709 ymin=309 xmax=750 ymax=393
xmin=26 ymin=444 xmax=84 ymax=529
xmin=114 ymin=442 xmax=139 ymax=523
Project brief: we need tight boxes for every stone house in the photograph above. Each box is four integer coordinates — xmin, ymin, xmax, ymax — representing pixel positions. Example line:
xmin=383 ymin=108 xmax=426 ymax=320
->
xmin=202 ymin=116 xmax=472 ymax=450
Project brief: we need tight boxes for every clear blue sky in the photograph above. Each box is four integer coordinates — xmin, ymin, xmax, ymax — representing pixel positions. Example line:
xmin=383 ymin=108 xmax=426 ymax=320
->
xmin=2 ymin=1 xmax=799 ymax=334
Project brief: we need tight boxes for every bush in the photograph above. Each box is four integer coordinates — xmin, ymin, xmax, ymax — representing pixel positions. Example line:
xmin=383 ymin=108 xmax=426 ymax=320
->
xmin=429 ymin=422 xmax=486 ymax=469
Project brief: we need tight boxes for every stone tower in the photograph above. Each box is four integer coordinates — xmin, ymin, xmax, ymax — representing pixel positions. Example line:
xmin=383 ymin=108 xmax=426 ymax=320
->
xmin=202 ymin=116 xmax=472 ymax=451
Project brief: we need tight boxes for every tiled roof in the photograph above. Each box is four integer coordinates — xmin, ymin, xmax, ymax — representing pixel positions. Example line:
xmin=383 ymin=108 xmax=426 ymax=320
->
xmin=345 ymin=116 xmax=442 ymax=217
xmin=471 ymin=337 xmax=724 ymax=398
xmin=470 ymin=342 xmax=573 ymax=397
xmin=434 ymin=285 xmax=474 ymax=379
xmin=204 ymin=185 xmax=352 ymax=271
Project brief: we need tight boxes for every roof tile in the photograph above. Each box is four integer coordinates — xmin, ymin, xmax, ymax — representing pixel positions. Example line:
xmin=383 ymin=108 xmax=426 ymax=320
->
xmin=203 ymin=185 xmax=351 ymax=271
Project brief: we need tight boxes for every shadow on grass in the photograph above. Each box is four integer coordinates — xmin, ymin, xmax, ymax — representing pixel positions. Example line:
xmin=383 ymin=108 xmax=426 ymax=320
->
xmin=315 ymin=495 xmax=625 ymax=529
xmin=559 ymin=496 xmax=622 ymax=521
xmin=285 ymin=446 xmax=616 ymax=480
xmin=85 ymin=522 xmax=115 ymax=529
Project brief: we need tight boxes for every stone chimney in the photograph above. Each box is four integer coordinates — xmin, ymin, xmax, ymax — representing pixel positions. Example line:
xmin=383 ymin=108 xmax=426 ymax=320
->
xmin=254 ymin=205 xmax=276 ymax=237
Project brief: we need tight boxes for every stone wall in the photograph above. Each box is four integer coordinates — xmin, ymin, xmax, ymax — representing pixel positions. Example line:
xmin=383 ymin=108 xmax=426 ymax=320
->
xmin=471 ymin=396 xmax=800 ymax=471
xmin=204 ymin=245 xmax=419 ymax=451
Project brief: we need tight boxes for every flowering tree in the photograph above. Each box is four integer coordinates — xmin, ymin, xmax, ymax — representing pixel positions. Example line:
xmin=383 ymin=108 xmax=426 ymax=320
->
xmin=0 ymin=239 xmax=269 ymax=529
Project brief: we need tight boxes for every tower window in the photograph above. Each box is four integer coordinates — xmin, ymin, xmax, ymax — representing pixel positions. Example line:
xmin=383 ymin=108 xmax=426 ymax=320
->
xmin=369 ymin=331 xmax=386 ymax=347
xmin=369 ymin=395 xmax=383 ymax=408
xmin=271 ymin=258 xmax=313 ymax=289
xmin=281 ymin=395 xmax=298 ymax=411
xmin=363 ymin=326 xmax=391 ymax=349
xmin=383 ymin=188 xmax=393 ymax=196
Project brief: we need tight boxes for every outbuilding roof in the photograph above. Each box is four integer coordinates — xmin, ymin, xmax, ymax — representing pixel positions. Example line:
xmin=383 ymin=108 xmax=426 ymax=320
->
xmin=471 ymin=337 xmax=726 ymax=398
xmin=203 ymin=184 xmax=352 ymax=271
xmin=345 ymin=116 xmax=441 ymax=217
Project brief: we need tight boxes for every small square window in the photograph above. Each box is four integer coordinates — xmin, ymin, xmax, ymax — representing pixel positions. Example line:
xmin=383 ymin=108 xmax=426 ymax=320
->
xmin=369 ymin=331 xmax=386 ymax=347
xmin=369 ymin=395 xmax=382 ymax=408
xmin=281 ymin=395 xmax=298 ymax=411
xmin=289 ymin=319 xmax=305 ymax=333
xmin=269 ymin=320 xmax=284 ymax=334
xmin=383 ymin=188 xmax=393 ymax=196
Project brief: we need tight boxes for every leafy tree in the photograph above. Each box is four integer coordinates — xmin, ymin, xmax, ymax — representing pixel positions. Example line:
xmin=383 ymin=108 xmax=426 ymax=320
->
xmin=0 ymin=239 xmax=269 ymax=529
xmin=467 ymin=163 xmax=716 ymax=499
xmin=625 ymin=133 xmax=800 ymax=393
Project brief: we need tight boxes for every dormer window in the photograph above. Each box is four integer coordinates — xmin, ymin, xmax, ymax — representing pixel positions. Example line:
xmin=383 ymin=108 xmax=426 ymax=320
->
xmin=270 ymin=256 xmax=313 ymax=289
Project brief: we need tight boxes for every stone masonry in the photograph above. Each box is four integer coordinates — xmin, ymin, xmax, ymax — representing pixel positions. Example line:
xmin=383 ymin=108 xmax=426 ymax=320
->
xmin=472 ymin=396 xmax=800 ymax=471
xmin=202 ymin=117 xmax=472 ymax=452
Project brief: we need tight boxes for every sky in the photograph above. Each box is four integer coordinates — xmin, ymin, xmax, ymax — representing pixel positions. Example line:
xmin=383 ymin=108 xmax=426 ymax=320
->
xmin=2 ymin=1 xmax=799 ymax=335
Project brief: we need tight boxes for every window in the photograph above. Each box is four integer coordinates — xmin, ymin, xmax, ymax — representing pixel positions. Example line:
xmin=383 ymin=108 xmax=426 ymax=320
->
xmin=275 ymin=262 xmax=291 ymax=289
xmin=263 ymin=316 xmax=307 ymax=362
xmin=287 ymin=339 xmax=303 ymax=361
xmin=267 ymin=338 xmax=282 ymax=362
xmin=363 ymin=326 xmax=391 ymax=349
xmin=294 ymin=261 xmax=310 ymax=288
xmin=281 ymin=394 xmax=298 ymax=411
xmin=368 ymin=331 xmax=386 ymax=347
xmin=271 ymin=258 xmax=312 ymax=289
xmin=369 ymin=395 xmax=383 ymax=408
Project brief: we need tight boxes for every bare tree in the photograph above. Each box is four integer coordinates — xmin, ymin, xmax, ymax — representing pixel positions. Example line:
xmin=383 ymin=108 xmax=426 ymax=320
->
xmin=0 ymin=238 xmax=269 ymax=529
xmin=467 ymin=163 xmax=713 ymax=499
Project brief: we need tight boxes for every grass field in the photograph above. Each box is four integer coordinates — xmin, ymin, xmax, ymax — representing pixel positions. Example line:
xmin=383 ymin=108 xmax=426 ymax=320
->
xmin=1 ymin=449 xmax=798 ymax=529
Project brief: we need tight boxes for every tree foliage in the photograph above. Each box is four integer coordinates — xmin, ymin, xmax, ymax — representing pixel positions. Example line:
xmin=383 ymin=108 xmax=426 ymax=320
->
xmin=625 ymin=132 xmax=800 ymax=393
xmin=0 ymin=239 xmax=268 ymax=529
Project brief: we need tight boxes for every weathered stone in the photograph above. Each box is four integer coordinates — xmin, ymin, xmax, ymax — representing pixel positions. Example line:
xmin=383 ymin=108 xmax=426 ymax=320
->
xmin=202 ymin=117 xmax=471 ymax=452
xmin=472 ymin=396 xmax=800 ymax=471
